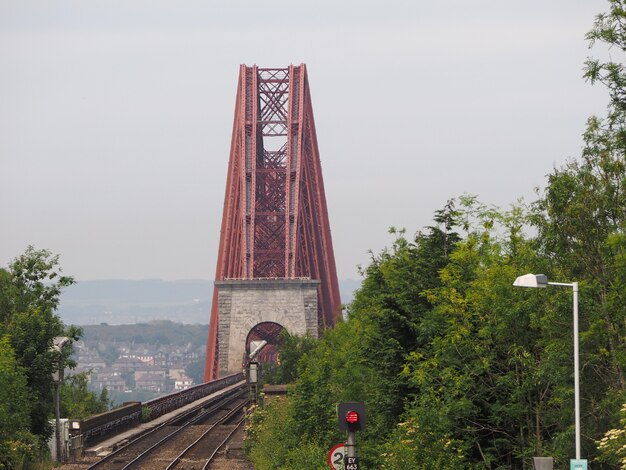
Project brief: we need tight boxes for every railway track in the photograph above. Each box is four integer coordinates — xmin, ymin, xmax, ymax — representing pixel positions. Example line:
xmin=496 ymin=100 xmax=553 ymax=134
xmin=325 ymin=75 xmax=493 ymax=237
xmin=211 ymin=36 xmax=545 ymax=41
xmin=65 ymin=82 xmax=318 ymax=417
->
xmin=87 ymin=387 xmax=249 ymax=470
xmin=163 ymin=395 xmax=247 ymax=470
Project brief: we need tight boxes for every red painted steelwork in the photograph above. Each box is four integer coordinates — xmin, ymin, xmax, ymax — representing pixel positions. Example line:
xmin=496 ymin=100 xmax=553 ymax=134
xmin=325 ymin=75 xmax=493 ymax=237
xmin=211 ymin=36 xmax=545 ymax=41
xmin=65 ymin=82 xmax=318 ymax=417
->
xmin=204 ymin=64 xmax=341 ymax=381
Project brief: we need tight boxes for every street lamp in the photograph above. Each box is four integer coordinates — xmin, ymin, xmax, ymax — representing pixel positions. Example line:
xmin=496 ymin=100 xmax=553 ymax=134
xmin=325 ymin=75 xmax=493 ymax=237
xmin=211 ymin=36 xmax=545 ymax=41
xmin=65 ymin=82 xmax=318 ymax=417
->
xmin=51 ymin=336 xmax=70 ymax=463
xmin=513 ymin=274 xmax=582 ymax=464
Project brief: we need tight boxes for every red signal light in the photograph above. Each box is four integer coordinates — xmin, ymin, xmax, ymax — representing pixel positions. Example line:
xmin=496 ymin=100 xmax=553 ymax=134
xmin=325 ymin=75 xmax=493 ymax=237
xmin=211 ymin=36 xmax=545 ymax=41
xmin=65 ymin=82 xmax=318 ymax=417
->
xmin=345 ymin=410 xmax=359 ymax=424
xmin=338 ymin=402 xmax=366 ymax=431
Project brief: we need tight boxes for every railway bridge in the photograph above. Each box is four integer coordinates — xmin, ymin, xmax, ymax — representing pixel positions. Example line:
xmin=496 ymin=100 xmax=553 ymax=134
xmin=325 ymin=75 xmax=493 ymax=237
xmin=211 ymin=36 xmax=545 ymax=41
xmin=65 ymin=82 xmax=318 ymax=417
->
xmin=204 ymin=64 xmax=342 ymax=380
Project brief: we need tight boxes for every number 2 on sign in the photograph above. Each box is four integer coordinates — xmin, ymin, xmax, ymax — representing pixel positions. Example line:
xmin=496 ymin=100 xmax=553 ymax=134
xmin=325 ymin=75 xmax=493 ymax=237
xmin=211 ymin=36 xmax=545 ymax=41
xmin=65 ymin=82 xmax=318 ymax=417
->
xmin=327 ymin=443 xmax=346 ymax=470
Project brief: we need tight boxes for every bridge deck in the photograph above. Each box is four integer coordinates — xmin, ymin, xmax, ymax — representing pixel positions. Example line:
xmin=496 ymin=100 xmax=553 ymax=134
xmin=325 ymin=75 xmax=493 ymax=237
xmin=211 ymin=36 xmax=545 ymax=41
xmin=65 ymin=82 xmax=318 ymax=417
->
xmin=85 ymin=380 xmax=246 ymax=457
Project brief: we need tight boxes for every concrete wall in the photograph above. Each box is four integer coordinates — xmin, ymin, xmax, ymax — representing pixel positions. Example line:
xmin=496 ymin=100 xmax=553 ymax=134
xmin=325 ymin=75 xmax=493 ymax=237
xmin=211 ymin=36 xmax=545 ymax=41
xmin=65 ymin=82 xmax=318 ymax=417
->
xmin=216 ymin=279 xmax=319 ymax=376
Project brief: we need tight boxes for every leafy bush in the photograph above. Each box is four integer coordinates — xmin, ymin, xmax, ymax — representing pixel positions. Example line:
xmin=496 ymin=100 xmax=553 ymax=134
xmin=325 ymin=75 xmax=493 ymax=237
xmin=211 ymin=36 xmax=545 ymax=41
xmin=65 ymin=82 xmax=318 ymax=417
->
xmin=380 ymin=416 xmax=465 ymax=469
xmin=141 ymin=405 xmax=152 ymax=422
xmin=246 ymin=397 xmax=330 ymax=470
xmin=596 ymin=403 xmax=626 ymax=468
xmin=0 ymin=432 xmax=40 ymax=470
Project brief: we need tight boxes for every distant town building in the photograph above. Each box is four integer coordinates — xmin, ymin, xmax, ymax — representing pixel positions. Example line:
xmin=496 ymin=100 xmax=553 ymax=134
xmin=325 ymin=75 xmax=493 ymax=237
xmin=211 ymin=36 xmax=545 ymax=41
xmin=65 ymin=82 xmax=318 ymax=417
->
xmin=91 ymin=372 xmax=126 ymax=392
xmin=74 ymin=337 xmax=205 ymax=396
xmin=174 ymin=377 xmax=193 ymax=390
xmin=135 ymin=373 xmax=167 ymax=392
xmin=133 ymin=366 xmax=166 ymax=382
xmin=77 ymin=355 xmax=106 ymax=371
xmin=112 ymin=357 xmax=145 ymax=373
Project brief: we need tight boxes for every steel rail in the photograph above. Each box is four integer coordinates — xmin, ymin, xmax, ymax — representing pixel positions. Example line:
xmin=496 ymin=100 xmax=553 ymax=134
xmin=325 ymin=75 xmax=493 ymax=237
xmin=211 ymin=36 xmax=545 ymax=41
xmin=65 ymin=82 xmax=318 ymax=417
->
xmin=120 ymin=390 xmax=246 ymax=470
xmin=201 ymin=416 xmax=246 ymax=470
xmin=165 ymin=398 xmax=248 ymax=470
xmin=86 ymin=384 xmax=246 ymax=470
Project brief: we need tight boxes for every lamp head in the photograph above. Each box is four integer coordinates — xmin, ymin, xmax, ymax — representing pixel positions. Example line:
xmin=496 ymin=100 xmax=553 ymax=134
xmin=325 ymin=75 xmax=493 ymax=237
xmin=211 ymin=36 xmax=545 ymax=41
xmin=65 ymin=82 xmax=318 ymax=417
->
xmin=513 ymin=274 xmax=548 ymax=288
xmin=52 ymin=336 xmax=70 ymax=352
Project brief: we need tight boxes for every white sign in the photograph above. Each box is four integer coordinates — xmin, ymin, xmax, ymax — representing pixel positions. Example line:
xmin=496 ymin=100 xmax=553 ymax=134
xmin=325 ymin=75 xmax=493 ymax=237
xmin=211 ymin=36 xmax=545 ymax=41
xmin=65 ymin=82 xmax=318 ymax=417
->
xmin=327 ymin=443 xmax=345 ymax=470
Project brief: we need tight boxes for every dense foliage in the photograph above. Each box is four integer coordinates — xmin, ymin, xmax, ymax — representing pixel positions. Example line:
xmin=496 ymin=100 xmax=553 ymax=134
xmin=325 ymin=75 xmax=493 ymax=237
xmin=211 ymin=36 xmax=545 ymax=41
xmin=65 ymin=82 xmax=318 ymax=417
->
xmin=245 ymin=2 xmax=626 ymax=468
xmin=0 ymin=335 xmax=39 ymax=469
xmin=60 ymin=373 xmax=111 ymax=419
xmin=248 ymin=196 xmax=625 ymax=468
xmin=0 ymin=247 xmax=105 ymax=468
xmin=246 ymin=397 xmax=328 ymax=469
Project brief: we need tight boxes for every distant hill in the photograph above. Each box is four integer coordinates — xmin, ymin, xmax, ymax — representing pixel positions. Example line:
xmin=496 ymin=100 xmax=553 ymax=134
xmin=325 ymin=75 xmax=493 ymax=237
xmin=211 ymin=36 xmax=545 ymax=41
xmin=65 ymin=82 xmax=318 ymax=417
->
xmin=58 ymin=278 xmax=362 ymax=325
xmin=58 ymin=279 xmax=212 ymax=325
xmin=81 ymin=320 xmax=209 ymax=348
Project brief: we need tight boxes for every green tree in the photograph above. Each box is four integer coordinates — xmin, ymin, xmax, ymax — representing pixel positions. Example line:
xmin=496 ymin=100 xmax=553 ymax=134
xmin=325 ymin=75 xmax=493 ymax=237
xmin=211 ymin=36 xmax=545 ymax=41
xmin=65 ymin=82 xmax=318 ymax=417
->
xmin=246 ymin=397 xmax=327 ymax=470
xmin=531 ymin=0 xmax=626 ymax=460
xmin=398 ymin=200 xmax=554 ymax=468
xmin=0 ymin=269 xmax=17 ymax=326
xmin=0 ymin=335 xmax=39 ymax=469
xmin=596 ymin=403 xmax=626 ymax=468
xmin=346 ymin=203 xmax=461 ymax=444
xmin=0 ymin=247 xmax=80 ymax=440
xmin=264 ymin=330 xmax=318 ymax=385
xmin=7 ymin=246 xmax=75 ymax=315
xmin=585 ymin=0 xmax=626 ymax=130
xmin=60 ymin=372 xmax=111 ymax=419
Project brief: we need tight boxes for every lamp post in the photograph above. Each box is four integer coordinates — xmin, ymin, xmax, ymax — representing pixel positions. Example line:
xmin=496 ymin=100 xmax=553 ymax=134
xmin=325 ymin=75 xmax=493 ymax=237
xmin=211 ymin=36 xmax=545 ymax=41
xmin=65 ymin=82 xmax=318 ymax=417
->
xmin=513 ymin=274 xmax=581 ymax=463
xmin=51 ymin=337 xmax=70 ymax=463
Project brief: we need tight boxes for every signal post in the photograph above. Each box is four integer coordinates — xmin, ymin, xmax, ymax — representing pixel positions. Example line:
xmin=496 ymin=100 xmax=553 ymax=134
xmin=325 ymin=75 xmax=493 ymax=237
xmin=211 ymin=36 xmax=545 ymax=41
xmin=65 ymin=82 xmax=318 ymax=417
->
xmin=336 ymin=402 xmax=366 ymax=470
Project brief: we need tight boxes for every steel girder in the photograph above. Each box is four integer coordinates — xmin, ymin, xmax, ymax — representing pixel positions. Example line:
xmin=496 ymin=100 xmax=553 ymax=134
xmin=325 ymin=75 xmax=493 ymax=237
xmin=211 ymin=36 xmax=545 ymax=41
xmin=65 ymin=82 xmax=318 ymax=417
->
xmin=204 ymin=64 xmax=341 ymax=381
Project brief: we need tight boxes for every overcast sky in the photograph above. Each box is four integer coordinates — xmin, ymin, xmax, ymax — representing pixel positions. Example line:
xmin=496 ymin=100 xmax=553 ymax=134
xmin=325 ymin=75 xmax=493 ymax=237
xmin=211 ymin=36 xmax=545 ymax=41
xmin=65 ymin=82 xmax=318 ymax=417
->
xmin=0 ymin=1 xmax=610 ymax=282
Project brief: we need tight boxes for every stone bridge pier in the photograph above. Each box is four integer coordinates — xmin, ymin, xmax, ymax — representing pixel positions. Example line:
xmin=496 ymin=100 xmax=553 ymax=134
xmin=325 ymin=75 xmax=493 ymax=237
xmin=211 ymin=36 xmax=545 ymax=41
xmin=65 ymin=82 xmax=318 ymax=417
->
xmin=216 ymin=279 xmax=320 ymax=376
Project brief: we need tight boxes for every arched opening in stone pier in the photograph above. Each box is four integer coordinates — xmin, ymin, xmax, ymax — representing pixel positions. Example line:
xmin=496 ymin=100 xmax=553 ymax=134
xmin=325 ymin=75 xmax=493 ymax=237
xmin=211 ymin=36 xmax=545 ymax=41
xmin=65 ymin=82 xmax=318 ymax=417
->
xmin=244 ymin=321 xmax=285 ymax=366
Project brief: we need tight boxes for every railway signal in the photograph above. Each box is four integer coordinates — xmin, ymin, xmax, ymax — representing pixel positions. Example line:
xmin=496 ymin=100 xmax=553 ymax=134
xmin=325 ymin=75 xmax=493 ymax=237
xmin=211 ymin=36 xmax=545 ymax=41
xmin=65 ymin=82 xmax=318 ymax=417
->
xmin=337 ymin=402 xmax=366 ymax=432
xmin=337 ymin=402 xmax=366 ymax=470
xmin=345 ymin=410 xmax=359 ymax=427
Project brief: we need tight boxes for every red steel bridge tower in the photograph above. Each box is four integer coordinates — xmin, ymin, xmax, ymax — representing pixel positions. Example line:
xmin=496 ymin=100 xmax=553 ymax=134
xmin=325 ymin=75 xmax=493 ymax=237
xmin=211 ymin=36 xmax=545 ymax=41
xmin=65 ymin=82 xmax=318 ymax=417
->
xmin=204 ymin=64 xmax=341 ymax=381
